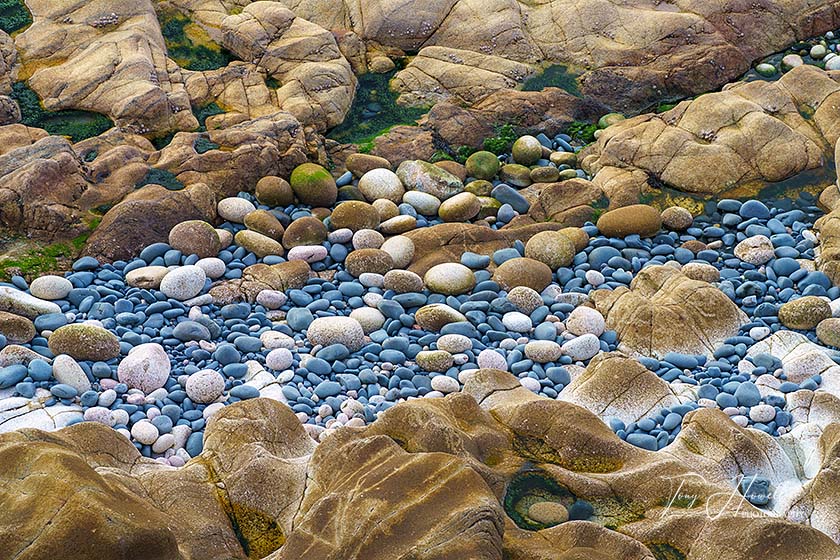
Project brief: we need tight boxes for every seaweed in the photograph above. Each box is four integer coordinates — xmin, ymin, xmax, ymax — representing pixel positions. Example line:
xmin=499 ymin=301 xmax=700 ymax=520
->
xmin=136 ymin=168 xmax=185 ymax=191
xmin=483 ymin=124 xmax=517 ymax=155
xmin=159 ymin=10 xmax=233 ymax=71
xmin=521 ymin=64 xmax=581 ymax=97
xmin=11 ymin=82 xmax=113 ymax=142
xmin=326 ymin=68 xmax=426 ymax=146
xmin=0 ymin=0 xmax=31 ymax=34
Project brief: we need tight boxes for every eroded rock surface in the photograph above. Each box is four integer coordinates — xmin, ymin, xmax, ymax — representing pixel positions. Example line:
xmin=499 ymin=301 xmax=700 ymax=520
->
xmin=582 ymin=65 xmax=839 ymax=196
xmin=592 ymin=265 xmax=748 ymax=358
xmin=4 ymin=374 xmax=839 ymax=560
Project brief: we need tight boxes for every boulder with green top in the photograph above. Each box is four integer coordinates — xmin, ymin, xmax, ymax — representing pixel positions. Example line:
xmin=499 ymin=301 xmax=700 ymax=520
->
xmin=499 ymin=164 xmax=532 ymax=187
xmin=48 ymin=324 xmax=120 ymax=361
xmin=290 ymin=163 xmax=337 ymax=207
xmin=465 ymin=151 xmax=500 ymax=180
xmin=598 ymin=113 xmax=625 ymax=128
xmin=511 ymin=135 xmax=543 ymax=166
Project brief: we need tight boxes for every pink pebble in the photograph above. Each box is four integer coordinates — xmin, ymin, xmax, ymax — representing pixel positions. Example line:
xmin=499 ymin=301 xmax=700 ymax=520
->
xmin=287 ymin=245 xmax=328 ymax=263
xmin=100 ymin=378 xmax=118 ymax=390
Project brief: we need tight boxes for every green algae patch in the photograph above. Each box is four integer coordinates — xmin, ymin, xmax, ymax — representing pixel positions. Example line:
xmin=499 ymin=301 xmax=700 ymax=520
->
xmin=513 ymin=434 xmax=622 ymax=473
xmin=194 ymin=101 xmax=225 ymax=131
xmin=159 ymin=10 xmax=233 ymax=71
xmin=591 ymin=496 xmax=645 ymax=529
xmin=521 ymin=64 xmax=582 ymax=97
xmin=648 ymin=543 xmax=687 ymax=560
xmin=136 ymin=168 xmax=185 ymax=191
xmin=0 ymin=0 xmax=31 ymax=34
xmin=0 ymin=227 xmax=96 ymax=282
xmin=327 ymin=68 xmax=426 ymax=146
xmin=503 ymin=470 xmax=576 ymax=531
xmin=11 ymin=82 xmax=113 ymax=142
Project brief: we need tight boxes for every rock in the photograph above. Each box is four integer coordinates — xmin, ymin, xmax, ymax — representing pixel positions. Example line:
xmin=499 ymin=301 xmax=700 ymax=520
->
xmin=416 ymin=350 xmax=455 ymax=372
xmin=209 ymin=261 xmax=311 ymax=304
xmin=52 ymin=354 xmax=92 ymax=394
xmin=464 ymin=151 xmax=500 ymax=180
xmin=596 ymin=204 xmax=662 ymax=238
xmin=345 ymin=249 xmax=394 ymax=277
xmin=220 ymin=3 xmax=355 ymax=130
xmin=498 ymin=164 xmax=532 ymax=187
xmin=217 ymin=198 xmax=257 ymax=223
xmin=524 ymin=231 xmax=575 ymax=269
xmin=396 ymin=160 xmax=463 ymax=200
xmin=28 ymin=276 xmax=72 ymax=301
xmin=255 ymin=176 xmax=294 ymax=207
xmin=380 ymin=236 xmax=415 ymax=269
xmin=48 ymin=324 xmax=120 ymax=361
xmin=290 ymin=163 xmax=338 ymax=207
xmin=682 ymin=262 xmax=720 ymax=283
xmin=358 ymin=169 xmax=405 ymax=203
xmin=560 ymin=352 xmax=679 ymax=423
xmin=592 ymin=265 xmax=746 ymax=358
xmin=403 ymin=191 xmax=442 ymax=215
xmin=779 ymin=297 xmax=832 ymax=330
xmin=430 ymin=375 xmax=460 ymax=393
xmin=244 ymin=210 xmax=286 ymax=240
xmin=525 ymin=178 xmax=604 ymax=225
xmin=438 ymin=192 xmax=481 ymax=222
xmin=160 ymin=266 xmax=207 ymax=301
xmin=511 ymin=135 xmax=543 ymax=166
xmin=735 ymin=235 xmax=775 ymax=265
xmin=235 ymin=229 xmax=286 ymax=258
xmin=415 ymin=304 xmax=467 ymax=332
xmin=493 ymin=257 xmax=553 ymax=292
xmin=527 ymin=502 xmax=568 ymax=526
xmin=566 ymin=307 xmax=606 ymax=336
xmin=561 ymin=333 xmax=601 ymax=361
xmin=117 ymin=343 xmax=171 ymax=393
xmin=168 ymin=220 xmax=221 ymax=258
xmin=266 ymin=348 xmax=294 ymax=371
xmin=306 ymin=317 xmax=365 ymax=352
xmin=583 ymin=66 xmax=833 ymax=195
xmin=524 ymin=340 xmax=562 ymax=363
xmin=349 ymin=307 xmax=386 ymax=334
xmin=817 ymin=318 xmax=840 ymax=348
xmin=282 ymin=216 xmax=328 ymax=249
xmin=0 ymin=286 xmax=61 ymax=319
xmin=330 ymin=201 xmax=380 ymax=232
xmin=85 ymin=183 xmax=216 ymax=262
xmin=661 ymin=206 xmax=694 ymax=231
xmin=345 ymin=153 xmax=392 ymax=177
xmin=383 ymin=270 xmax=424 ymax=293
xmin=424 ymin=263 xmax=476 ymax=295
xmin=0 ymin=312 xmax=35 ymax=344
xmin=126 ymin=266 xmax=169 ymax=289
xmin=185 ymin=369 xmax=225 ymax=404
xmin=506 ymin=286 xmax=543 ymax=314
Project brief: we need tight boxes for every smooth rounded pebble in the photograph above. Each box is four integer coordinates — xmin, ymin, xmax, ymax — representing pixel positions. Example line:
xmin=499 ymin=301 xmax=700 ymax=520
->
xmin=117 ymin=343 xmax=172 ymax=393
xmin=217 ymin=197 xmax=256 ymax=223
xmin=306 ymin=317 xmax=365 ymax=352
xmin=185 ymin=369 xmax=225 ymax=404
xmin=29 ymin=275 xmax=72 ymax=300
xmin=160 ymin=266 xmax=207 ymax=301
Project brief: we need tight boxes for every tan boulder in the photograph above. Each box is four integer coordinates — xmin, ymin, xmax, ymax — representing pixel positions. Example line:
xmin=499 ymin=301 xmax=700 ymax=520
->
xmin=592 ymin=265 xmax=747 ymax=358
xmin=84 ymin=183 xmax=216 ymax=262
